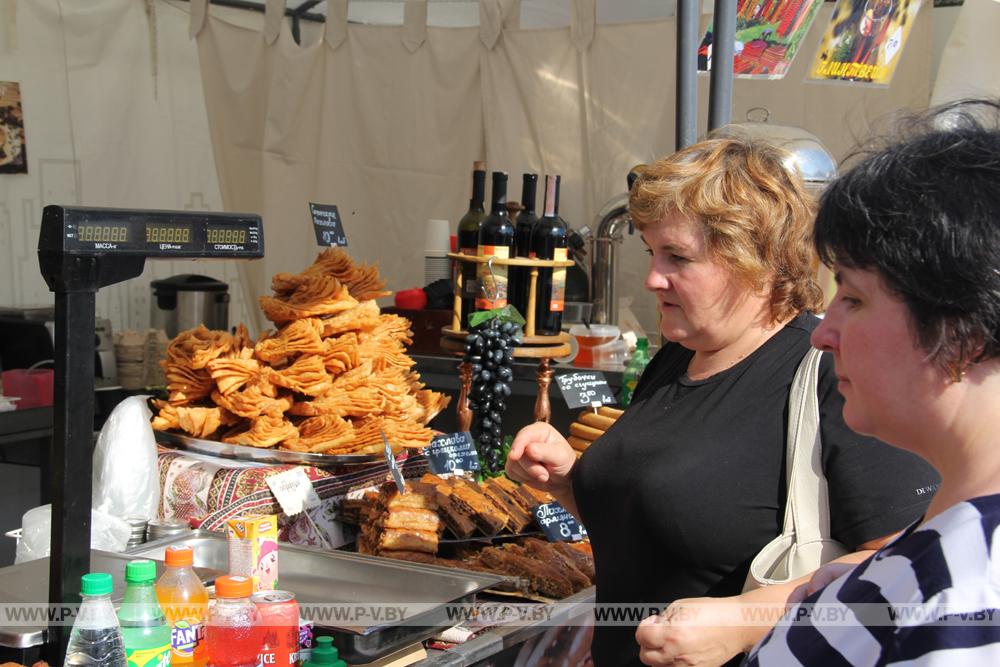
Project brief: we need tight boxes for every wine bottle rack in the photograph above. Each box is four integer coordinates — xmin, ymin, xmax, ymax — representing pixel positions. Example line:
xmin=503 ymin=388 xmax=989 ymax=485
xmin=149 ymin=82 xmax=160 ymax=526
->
xmin=442 ymin=252 xmax=576 ymax=428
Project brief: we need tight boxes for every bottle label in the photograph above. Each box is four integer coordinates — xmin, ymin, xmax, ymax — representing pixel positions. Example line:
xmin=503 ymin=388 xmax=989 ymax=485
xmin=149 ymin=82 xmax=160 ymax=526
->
xmin=476 ymin=245 xmax=510 ymax=310
xmin=170 ymin=618 xmax=204 ymax=663
xmin=549 ymin=247 xmax=568 ymax=312
xmin=126 ymin=643 xmax=171 ymax=667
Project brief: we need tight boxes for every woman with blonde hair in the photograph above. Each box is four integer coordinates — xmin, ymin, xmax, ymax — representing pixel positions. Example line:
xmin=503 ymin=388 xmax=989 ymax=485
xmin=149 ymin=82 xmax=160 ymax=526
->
xmin=508 ymin=136 xmax=938 ymax=666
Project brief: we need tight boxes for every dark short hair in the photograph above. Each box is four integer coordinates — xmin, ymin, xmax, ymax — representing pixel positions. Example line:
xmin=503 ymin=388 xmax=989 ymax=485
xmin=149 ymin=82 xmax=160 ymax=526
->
xmin=814 ymin=99 xmax=1000 ymax=373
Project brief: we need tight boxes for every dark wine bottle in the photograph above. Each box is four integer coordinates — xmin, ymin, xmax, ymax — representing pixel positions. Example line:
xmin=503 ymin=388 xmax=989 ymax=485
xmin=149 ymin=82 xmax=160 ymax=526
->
xmin=509 ymin=173 xmax=539 ymax=320
xmin=457 ymin=162 xmax=487 ymax=328
xmin=530 ymin=174 xmax=569 ymax=335
xmin=475 ymin=171 xmax=515 ymax=312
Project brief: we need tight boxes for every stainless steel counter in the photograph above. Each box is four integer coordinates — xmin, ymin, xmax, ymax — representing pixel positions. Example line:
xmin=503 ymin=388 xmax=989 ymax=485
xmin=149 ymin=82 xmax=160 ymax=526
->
xmin=414 ymin=587 xmax=596 ymax=666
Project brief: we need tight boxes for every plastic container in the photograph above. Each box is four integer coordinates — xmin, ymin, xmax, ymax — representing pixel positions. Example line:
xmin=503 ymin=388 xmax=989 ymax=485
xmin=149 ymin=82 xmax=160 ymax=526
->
xmin=156 ymin=546 xmax=209 ymax=666
xmin=204 ymin=575 xmax=263 ymax=667
xmin=1 ymin=369 xmax=54 ymax=409
xmin=302 ymin=636 xmax=346 ymax=667
xmin=64 ymin=573 xmax=127 ymax=667
xmin=119 ymin=560 xmax=171 ymax=667
xmin=568 ymin=324 xmax=621 ymax=368
xmin=620 ymin=337 xmax=651 ymax=406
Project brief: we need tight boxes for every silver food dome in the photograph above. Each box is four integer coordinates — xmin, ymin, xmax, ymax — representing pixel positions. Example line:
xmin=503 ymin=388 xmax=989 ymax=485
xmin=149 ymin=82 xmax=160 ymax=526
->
xmin=712 ymin=108 xmax=838 ymax=190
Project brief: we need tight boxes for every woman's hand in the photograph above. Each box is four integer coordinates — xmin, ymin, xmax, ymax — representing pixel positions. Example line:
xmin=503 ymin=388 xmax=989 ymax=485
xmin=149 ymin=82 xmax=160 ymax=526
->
xmin=505 ymin=421 xmax=577 ymax=499
xmin=636 ymin=597 xmax=762 ymax=667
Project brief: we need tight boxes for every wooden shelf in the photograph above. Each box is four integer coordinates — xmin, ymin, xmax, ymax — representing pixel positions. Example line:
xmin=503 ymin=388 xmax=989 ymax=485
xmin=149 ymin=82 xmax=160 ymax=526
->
xmin=447 ymin=252 xmax=573 ymax=268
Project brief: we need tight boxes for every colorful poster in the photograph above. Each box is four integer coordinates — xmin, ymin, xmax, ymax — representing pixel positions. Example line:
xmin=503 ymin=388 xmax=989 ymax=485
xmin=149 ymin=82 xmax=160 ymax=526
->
xmin=809 ymin=0 xmax=923 ymax=85
xmin=0 ymin=82 xmax=27 ymax=174
xmin=698 ymin=0 xmax=825 ymax=79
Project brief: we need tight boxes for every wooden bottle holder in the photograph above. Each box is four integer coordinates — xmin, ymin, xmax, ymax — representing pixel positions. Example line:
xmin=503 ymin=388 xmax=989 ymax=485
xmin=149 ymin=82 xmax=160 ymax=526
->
xmin=442 ymin=252 xmax=575 ymax=428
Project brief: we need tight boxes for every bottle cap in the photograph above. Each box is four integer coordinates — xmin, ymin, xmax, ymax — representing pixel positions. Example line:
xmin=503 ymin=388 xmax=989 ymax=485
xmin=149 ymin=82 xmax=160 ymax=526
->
xmin=304 ymin=636 xmax=347 ymax=667
xmin=215 ymin=575 xmax=253 ymax=599
xmin=125 ymin=559 xmax=157 ymax=583
xmin=164 ymin=545 xmax=194 ymax=568
xmin=81 ymin=572 xmax=113 ymax=597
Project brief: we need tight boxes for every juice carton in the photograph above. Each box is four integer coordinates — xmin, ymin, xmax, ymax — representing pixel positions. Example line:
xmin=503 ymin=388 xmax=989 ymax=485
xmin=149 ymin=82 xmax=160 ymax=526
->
xmin=226 ymin=515 xmax=279 ymax=592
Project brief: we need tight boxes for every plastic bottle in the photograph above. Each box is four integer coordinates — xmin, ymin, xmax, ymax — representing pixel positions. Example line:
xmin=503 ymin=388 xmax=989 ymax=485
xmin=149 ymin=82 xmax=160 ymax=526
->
xmin=119 ymin=560 xmax=171 ymax=667
xmin=64 ymin=573 xmax=127 ymax=667
xmin=301 ymin=637 xmax=346 ymax=667
xmin=204 ymin=575 xmax=263 ymax=667
xmin=156 ymin=545 xmax=208 ymax=667
xmin=620 ymin=337 xmax=651 ymax=406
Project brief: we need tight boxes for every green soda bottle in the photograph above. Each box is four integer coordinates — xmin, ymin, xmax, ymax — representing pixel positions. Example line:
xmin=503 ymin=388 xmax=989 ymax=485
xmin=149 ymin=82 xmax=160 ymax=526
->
xmin=620 ymin=337 xmax=650 ymax=406
xmin=120 ymin=560 xmax=171 ymax=667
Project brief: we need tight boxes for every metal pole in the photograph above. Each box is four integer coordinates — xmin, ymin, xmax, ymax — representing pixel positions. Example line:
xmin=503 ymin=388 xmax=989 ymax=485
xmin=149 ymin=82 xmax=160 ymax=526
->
xmin=675 ymin=0 xmax=699 ymax=150
xmin=708 ymin=0 xmax=737 ymax=131
xmin=45 ymin=286 xmax=96 ymax=662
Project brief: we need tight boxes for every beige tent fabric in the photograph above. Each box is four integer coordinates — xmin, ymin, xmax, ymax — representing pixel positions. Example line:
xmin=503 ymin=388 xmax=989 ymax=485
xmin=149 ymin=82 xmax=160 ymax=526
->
xmin=0 ymin=0 xmax=250 ymax=336
xmin=931 ymin=0 xmax=1000 ymax=105
xmin=195 ymin=1 xmax=932 ymax=337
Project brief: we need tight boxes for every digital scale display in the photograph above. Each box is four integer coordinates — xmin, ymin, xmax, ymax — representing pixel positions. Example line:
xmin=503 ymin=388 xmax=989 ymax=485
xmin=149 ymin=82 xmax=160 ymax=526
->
xmin=46 ymin=207 xmax=264 ymax=258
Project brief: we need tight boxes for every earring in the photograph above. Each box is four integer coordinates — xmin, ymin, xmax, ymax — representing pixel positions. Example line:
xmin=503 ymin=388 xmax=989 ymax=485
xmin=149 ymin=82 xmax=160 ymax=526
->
xmin=949 ymin=362 xmax=967 ymax=383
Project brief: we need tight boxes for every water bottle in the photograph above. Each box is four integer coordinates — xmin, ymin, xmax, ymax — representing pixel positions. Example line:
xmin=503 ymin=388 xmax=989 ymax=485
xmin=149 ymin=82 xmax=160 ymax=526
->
xmin=64 ymin=573 xmax=126 ymax=667
xmin=119 ymin=560 xmax=171 ymax=667
xmin=620 ymin=337 xmax=651 ymax=406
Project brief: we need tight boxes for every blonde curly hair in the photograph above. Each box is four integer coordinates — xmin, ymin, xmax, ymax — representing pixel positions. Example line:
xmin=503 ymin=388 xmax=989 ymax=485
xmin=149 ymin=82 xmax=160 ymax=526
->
xmin=629 ymin=136 xmax=824 ymax=323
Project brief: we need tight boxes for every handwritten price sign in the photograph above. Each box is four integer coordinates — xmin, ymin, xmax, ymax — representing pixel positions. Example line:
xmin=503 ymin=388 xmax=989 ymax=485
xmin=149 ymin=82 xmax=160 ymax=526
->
xmin=534 ymin=501 xmax=588 ymax=542
xmin=555 ymin=372 xmax=616 ymax=409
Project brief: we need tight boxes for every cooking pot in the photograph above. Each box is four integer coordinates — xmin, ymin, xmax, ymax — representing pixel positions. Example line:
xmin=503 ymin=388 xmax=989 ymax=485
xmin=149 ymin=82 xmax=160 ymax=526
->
xmin=150 ymin=274 xmax=229 ymax=337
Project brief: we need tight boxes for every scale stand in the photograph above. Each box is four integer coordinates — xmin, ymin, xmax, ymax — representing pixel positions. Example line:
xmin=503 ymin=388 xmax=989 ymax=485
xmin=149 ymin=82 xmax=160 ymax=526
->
xmin=36 ymin=205 xmax=263 ymax=661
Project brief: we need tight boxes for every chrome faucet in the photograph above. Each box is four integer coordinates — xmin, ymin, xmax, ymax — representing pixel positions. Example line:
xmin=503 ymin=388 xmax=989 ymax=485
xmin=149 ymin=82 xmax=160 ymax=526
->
xmin=589 ymin=193 xmax=632 ymax=325
xmin=590 ymin=167 xmax=643 ymax=325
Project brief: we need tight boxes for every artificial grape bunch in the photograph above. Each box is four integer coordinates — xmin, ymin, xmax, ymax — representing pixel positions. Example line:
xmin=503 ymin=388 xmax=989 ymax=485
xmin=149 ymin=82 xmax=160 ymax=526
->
xmin=463 ymin=317 xmax=521 ymax=475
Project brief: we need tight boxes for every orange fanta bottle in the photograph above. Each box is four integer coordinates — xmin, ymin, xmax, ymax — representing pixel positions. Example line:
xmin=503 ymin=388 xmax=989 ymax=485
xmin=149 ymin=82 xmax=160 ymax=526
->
xmin=156 ymin=545 xmax=209 ymax=667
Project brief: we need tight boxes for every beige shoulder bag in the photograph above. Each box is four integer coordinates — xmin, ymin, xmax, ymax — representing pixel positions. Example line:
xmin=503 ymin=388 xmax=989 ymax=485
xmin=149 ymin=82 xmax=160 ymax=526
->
xmin=743 ymin=347 xmax=849 ymax=591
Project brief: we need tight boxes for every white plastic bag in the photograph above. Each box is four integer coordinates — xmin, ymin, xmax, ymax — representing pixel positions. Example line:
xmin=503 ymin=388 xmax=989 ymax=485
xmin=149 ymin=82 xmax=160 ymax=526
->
xmin=92 ymin=395 xmax=160 ymax=521
xmin=15 ymin=505 xmax=131 ymax=563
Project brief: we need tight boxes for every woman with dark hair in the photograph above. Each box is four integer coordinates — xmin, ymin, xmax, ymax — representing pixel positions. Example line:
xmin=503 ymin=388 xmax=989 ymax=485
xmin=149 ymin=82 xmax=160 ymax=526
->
xmin=746 ymin=100 xmax=1000 ymax=665
xmin=506 ymin=136 xmax=939 ymax=666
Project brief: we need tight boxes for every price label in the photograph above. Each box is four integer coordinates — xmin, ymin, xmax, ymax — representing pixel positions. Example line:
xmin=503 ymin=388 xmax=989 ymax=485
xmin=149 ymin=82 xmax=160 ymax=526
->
xmin=382 ymin=431 xmax=407 ymax=494
xmin=265 ymin=468 xmax=322 ymax=517
xmin=309 ymin=202 xmax=348 ymax=247
xmin=534 ymin=502 xmax=588 ymax=542
xmin=555 ymin=372 xmax=616 ymax=409
xmin=426 ymin=432 xmax=480 ymax=475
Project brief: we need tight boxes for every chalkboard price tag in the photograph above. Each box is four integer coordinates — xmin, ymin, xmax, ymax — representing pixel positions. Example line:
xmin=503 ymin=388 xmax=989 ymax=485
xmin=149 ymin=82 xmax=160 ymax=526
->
xmin=555 ymin=372 xmax=616 ymax=409
xmin=309 ymin=202 xmax=348 ymax=247
xmin=426 ymin=432 xmax=481 ymax=475
xmin=534 ymin=501 xmax=588 ymax=542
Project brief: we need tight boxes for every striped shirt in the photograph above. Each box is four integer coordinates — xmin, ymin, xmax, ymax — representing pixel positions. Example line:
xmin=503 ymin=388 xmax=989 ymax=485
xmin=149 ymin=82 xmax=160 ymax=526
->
xmin=745 ymin=495 xmax=1000 ymax=666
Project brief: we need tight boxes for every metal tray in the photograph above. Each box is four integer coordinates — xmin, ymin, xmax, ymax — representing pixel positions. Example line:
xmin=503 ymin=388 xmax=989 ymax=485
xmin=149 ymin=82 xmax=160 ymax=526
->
xmin=155 ymin=430 xmax=380 ymax=466
xmin=128 ymin=530 xmax=504 ymax=663
xmin=0 ymin=550 xmax=223 ymax=649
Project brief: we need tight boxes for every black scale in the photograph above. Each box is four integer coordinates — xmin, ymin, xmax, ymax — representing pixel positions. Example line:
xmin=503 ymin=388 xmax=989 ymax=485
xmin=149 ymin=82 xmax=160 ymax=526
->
xmin=37 ymin=205 xmax=263 ymax=660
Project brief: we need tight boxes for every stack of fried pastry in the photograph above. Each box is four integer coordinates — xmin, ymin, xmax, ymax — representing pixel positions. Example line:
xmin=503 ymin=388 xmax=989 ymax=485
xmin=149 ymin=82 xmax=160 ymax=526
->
xmin=357 ymin=482 xmax=441 ymax=557
xmin=150 ymin=248 xmax=450 ymax=455
xmin=567 ymin=406 xmax=622 ymax=455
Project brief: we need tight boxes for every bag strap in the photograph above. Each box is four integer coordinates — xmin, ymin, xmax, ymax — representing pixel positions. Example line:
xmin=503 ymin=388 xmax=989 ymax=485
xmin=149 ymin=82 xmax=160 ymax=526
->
xmin=780 ymin=347 xmax=831 ymax=544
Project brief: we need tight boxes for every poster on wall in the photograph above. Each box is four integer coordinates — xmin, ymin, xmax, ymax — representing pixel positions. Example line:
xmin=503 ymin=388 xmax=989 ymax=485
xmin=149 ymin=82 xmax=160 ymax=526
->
xmin=698 ymin=0 xmax=825 ymax=79
xmin=809 ymin=0 xmax=923 ymax=85
xmin=0 ymin=82 xmax=27 ymax=174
